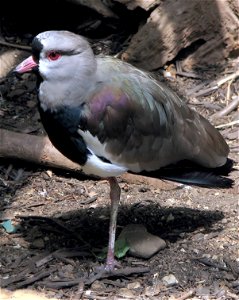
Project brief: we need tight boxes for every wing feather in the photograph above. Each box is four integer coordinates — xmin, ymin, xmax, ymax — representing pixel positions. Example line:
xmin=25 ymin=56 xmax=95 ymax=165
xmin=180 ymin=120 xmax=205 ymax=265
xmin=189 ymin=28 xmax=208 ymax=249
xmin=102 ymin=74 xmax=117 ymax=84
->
xmin=80 ymin=57 xmax=229 ymax=172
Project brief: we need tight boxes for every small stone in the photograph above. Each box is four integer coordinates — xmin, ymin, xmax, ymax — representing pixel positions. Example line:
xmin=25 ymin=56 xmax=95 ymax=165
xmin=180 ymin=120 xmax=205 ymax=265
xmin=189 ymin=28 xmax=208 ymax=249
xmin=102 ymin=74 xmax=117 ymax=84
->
xmin=85 ymin=290 xmax=91 ymax=296
xmin=91 ymin=280 xmax=105 ymax=290
xmin=193 ymin=248 xmax=200 ymax=254
xmin=127 ymin=281 xmax=141 ymax=289
xmin=162 ymin=274 xmax=179 ymax=286
xmin=196 ymin=285 xmax=211 ymax=296
xmin=8 ymin=88 xmax=26 ymax=98
xmin=166 ymin=213 xmax=174 ymax=222
xmin=192 ymin=233 xmax=205 ymax=241
xmin=138 ymin=186 xmax=149 ymax=192
xmin=118 ymin=288 xmax=136 ymax=298
xmin=144 ymin=284 xmax=163 ymax=296
xmin=46 ymin=170 xmax=53 ymax=178
xmin=31 ymin=238 xmax=45 ymax=249
xmin=118 ymin=224 xmax=166 ymax=259
xmin=26 ymin=100 xmax=37 ymax=108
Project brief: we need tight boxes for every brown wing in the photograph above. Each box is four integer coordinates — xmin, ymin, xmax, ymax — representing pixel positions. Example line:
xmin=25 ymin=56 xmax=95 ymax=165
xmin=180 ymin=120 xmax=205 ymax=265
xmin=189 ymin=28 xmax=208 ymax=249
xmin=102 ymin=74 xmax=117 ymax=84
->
xmin=82 ymin=62 xmax=229 ymax=172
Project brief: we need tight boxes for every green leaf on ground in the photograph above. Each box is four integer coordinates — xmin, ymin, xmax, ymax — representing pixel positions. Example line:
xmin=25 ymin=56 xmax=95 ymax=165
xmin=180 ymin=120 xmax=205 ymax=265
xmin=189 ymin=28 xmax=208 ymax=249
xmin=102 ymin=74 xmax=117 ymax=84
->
xmin=1 ymin=219 xmax=19 ymax=233
xmin=97 ymin=237 xmax=130 ymax=259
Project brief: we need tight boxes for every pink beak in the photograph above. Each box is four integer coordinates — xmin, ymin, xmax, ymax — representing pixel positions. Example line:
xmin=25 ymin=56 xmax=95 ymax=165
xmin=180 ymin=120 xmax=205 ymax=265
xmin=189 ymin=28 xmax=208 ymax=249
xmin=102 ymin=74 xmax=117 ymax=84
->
xmin=15 ymin=56 xmax=38 ymax=73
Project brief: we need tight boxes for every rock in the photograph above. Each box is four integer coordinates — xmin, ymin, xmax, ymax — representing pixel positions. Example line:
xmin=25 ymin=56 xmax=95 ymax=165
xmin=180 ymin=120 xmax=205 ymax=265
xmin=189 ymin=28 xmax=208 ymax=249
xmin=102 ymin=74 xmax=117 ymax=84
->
xmin=192 ymin=232 xmax=205 ymax=241
xmin=127 ymin=281 xmax=141 ymax=289
xmin=118 ymin=288 xmax=136 ymax=298
xmin=144 ymin=284 xmax=163 ymax=296
xmin=196 ymin=285 xmax=211 ymax=297
xmin=166 ymin=213 xmax=175 ymax=222
xmin=91 ymin=280 xmax=105 ymax=290
xmin=31 ymin=238 xmax=45 ymax=249
xmin=162 ymin=274 xmax=179 ymax=287
xmin=118 ymin=224 xmax=166 ymax=259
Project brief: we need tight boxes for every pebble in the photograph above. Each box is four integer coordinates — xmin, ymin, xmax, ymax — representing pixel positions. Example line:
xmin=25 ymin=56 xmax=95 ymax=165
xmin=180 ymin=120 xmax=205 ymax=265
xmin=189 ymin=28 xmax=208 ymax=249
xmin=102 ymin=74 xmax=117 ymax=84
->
xmin=192 ymin=232 xmax=205 ymax=241
xmin=196 ymin=285 xmax=211 ymax=296
xmin=118 ymin=288 xmax=136 ymax=298
xmin=162 ymin=274 xmax=179 ymax=286
xmin=166 ymin=213 xmax=175 ymax=222
xmin=31 ymin=238 xmax=45 ymax=249
xmin=127 ymin=281 xmax=141 ymax=289
xmin=144 ymin=284 xmax=163 ymax=296
xmin=221 ymin=218 xmax=228 ymax=224
xmin=91 ymin=280 xmax=105 ymax=290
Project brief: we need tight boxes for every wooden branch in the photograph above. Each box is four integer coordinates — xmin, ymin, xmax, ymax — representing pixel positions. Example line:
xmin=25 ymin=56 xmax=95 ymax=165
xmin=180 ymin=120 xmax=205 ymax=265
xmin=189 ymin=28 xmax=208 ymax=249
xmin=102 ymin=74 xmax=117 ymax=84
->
xmin=211 ymin=96 xmax=239 ymax=119
xmin=0 ymin=128 xmax=83 ymax=173
xmin=0 ymin=129 xmax=177 ymax=190
xmin=0 ymin=38 xmax=31 ymax=51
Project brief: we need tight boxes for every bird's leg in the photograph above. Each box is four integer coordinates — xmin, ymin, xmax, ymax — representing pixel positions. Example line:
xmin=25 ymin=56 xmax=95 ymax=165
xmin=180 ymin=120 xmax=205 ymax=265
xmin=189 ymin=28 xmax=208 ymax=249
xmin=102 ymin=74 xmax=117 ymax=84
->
xmin=105 ymin=177 xmax=121 ymax=272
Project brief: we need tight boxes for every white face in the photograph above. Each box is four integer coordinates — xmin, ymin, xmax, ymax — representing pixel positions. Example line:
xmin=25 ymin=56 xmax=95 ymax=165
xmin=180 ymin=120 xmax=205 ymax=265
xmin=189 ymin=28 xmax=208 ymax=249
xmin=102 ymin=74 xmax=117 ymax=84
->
xmin=37 ymin=31 xmax=96 ymax=82
xmin=35 ymin=31 xmax=97 ymax=109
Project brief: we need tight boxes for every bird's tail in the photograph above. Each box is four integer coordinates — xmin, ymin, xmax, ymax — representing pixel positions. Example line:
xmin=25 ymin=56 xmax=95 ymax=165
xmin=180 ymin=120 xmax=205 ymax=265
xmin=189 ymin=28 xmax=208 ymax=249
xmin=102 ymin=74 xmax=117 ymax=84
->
xmin=139 ymin=159 xmax=234 ymax=188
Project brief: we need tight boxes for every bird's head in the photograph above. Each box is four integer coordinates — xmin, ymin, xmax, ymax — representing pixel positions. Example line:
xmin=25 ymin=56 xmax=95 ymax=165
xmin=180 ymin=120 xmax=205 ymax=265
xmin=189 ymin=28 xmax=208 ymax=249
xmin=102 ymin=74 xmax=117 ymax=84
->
xmin=15 ymin=30 xmax=96 ymax=82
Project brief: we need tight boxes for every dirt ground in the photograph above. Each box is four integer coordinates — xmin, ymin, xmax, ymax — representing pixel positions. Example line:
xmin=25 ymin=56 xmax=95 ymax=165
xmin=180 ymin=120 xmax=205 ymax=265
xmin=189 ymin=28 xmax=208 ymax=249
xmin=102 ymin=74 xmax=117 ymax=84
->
xmin=0 ymin=12 xmax=239 ymax=300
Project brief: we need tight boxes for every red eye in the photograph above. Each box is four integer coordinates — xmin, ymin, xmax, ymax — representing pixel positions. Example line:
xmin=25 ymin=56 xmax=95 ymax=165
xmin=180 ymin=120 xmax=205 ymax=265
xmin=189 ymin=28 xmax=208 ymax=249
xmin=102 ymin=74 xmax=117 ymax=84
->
xmin=47 ymin=51 xmax=61 ymax=61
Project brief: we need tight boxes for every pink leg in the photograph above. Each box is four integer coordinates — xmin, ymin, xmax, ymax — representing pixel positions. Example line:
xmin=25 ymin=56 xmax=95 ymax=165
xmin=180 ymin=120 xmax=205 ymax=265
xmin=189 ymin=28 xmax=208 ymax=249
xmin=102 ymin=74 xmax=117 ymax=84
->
xmin=105 ymin=177 xmax=121 ymax=271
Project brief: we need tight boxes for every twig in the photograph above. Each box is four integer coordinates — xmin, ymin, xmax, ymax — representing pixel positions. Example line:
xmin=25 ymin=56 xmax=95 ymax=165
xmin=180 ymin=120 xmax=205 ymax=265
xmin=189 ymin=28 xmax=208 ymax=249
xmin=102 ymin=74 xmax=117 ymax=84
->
xmin=186 ymin=70 xmax=239 ymax=98
xmin=193 ymin=257 xmax=229 ymax=271
xmin=10 ymin=253 xmax=29 ymax=269
xmin=192 ymin=86 xmax=218 ymax=97
xmin=223 ymin=256 xmax=239 ymax=277
xmin=39 ymin=267 xmax=150 ymax=288
xmin=35 ymin=252 xmax=55 ymax=268
xmin=79 ymin=195 xmax=98 ymax=205
xmin=0 ymin=39 xmax=31 ymax=51
xmin=2 ymin=202 xmax=44 ymax=210
xmin=211 ymin=96 xmax=239 ymax=119
xmin=226 ymin=78 xmax=233 ymax=103
xmin=14 ymin=267 xmax=57 ymax=289
xmin=175 ymin=289 xmax=196 ymax=300
xmin=215 ymin=120 xmax=239 ymax=129
xmin=85 ymin=267 xmax=150 ymax=285
xmin=186 ymin=81 xmax=210 ymax=96
xmin=176 ymin=61 xmax=182 ymax=73
xmin=72 ymin=281 xmax=85 ymax=300
xmin=176 ymin=71 xmax=202 ymax=79
xmin=216 ymin=70 xmax=239 ymax=87
xmin=102 ymin=279 xmax=125 ymax=287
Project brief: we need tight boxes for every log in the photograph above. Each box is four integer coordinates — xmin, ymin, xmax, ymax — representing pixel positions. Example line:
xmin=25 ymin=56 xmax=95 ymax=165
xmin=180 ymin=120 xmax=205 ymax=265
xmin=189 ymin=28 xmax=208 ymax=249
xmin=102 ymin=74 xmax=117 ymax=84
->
xmin=0 ymin=129 xmax=176 ymax=190
xmin=121 ymin=0 xmax=239 ymax=71
xmin=0 ymin=129 xmax=83 ymax=173
xmin=115 ymin=0 xmax=160 ymax=11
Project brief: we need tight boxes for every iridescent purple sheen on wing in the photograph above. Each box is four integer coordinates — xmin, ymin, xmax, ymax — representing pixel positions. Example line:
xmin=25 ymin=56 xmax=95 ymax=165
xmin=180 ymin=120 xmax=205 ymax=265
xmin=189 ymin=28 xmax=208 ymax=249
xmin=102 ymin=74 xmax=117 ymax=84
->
xmin=89 ymin=87 xmax=129 ymax=116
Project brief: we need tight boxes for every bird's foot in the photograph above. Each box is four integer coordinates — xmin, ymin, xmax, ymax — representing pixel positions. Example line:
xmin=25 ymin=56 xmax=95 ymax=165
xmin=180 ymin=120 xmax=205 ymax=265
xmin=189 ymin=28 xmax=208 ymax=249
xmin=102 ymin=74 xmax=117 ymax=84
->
xmin=104 ymin=257 xmax=121 ymax=272
xmin=86 ymin=264 xmax=150 ymax=286
xmin=94 ymin=257 xmax=121 ymax=274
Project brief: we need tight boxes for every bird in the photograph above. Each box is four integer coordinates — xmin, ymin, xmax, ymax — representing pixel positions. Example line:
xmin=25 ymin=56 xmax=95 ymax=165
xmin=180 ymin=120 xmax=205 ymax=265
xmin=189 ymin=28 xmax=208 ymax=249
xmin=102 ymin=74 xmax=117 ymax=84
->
xmin=15 ymin=30 xmax=233 ymax=271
